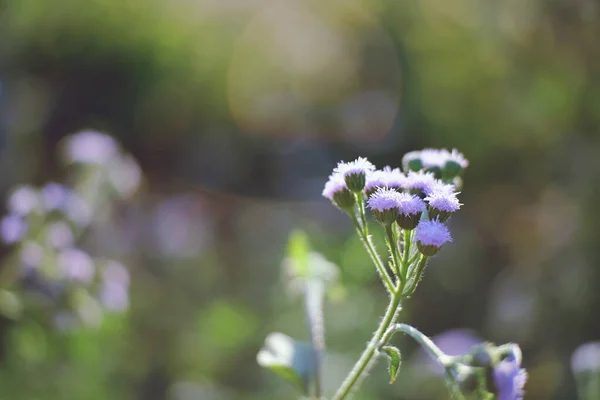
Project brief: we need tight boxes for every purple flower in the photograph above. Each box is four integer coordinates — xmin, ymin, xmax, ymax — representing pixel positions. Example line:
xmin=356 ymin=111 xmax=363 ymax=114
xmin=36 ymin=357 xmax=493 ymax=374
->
xmin=493 ymin=354 xmax=527 ymax=400
xmin=334 ymin=157 xmax=376 ymax=192
xmin=103 ymin=261 xmax=130 ymax=287
xmin=45 ymin=222 xmax=74 ymax=249
xmin=99 ymin=282 xmax=129 ymax=312
xmin=425 ymin=180 xmax=456 ymax=196
xmin=57 ymin=248 xmax=95 ymax=284
xmin=571 ymin=341 xmax=600 ymax=374
xmin=396 ymin=193 xmax=426 ymax=230
xmin=396 ymin=193 xmax=426 ymax=215
xmin=364 ymin=167 xmax=406 ymax=195
xmin=367 ymin=187 xmax=401 ymax=212
xmin=403 ymin=171 xmax=436 ymax=196
xmin=415 ymin=220 xmax=452 ymax=256
xmin=364 ymin=170 xmax=388 ymax=194
xmin=367 ymin=188 xmax=401 ymax=224
xmin=63 ymin=130 xmax=118 ymax=165
xmin=322 ymin=173 xmax=347 ymax=200
xmin=322 ymin=173 xmax=354 ymax=209
xmin=7 ymin=185 xmax=40 ymax=215
xmin=425 ymin=190 xmax=461 ymax=222
xmin=41 ymin=182 xmax=70 ymax=211
xmin=333 ymin=157 xmax=376 ymax=178
xmin=416 ymin=329 xmax=483 ymax=375
xmin=0 ymin=214 xmax=28 ymax=244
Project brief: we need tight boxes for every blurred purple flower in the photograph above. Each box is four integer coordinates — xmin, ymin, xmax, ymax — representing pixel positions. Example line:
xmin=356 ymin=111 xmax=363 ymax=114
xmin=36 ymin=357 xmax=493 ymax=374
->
xmin=103 ymin=261 xmax=130 ymax=287
xmin=45 ymin=222 xmax=74 ymax=249
xmin=571 ymin=341 xmax=600 ymax=374
xmin=416 ymin=329 xmax=482 ymax=374
xmin=99 ymin=283 xmax=129 ymax=312
xmin=20 ymin=241 xmax=45 ymax=270
xmin=41 ymin=182 xmax=70 ymax=211
xmin=63 ymin=130 xmax=118 ymax=165
xmin=415 ymin=220 xmax=452 ymax=247
xmin=7 ymin=185 xmax=40 ymax=215
xmin=57 ymin=248 xmax=95 ymax=284
xmin=493 ymin=353 xmax=527 ymax=400
xmin=0 ymin=214 xmax=28 ymax=244
xmin=322 ymin=173 xmax=347 ymax=200
xmin=65 ymin=193 xmax=93 ymax=227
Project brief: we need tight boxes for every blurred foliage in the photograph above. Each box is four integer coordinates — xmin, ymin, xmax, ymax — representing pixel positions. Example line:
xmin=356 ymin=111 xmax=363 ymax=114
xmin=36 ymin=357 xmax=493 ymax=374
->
xmin=0 ymin=0 xmax=598 ymax=399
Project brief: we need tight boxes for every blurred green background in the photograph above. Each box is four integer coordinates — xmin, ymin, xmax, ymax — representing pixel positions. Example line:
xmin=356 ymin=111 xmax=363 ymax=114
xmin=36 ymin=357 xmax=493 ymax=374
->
xmin=0 ymin=0 xmax=598 ymax=399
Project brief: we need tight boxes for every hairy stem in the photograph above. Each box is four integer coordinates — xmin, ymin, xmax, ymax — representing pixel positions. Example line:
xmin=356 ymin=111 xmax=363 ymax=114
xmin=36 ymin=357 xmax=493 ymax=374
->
xmin=333 ymin=294 xmax=403 ymax=400
xmin=385 ymin=224 xmax=402 ymax=278
xmin=348 ymin=212 xmax=394 ymax=293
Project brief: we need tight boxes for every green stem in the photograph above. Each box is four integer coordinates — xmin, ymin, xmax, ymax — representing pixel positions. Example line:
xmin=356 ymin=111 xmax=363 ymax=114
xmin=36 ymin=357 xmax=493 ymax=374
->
xmin=379 ymin=323 xmax=451 ymax=366
xmin=401 ymin=229 xmax=412 ymax=280
xmin=355 ymin=192 xmax=368 ymax=236
xmin=402 ymin=255 xmax=429 ymax=297
xmin=333 ymin=294 xmax=403 ymax=400
xmin=385 ymin=224 xmax=402 ymax=279
xmin=379 ymin=323 xmax=466 ymax=400
xmin=348 ymin=211 xmax=394 ymax=293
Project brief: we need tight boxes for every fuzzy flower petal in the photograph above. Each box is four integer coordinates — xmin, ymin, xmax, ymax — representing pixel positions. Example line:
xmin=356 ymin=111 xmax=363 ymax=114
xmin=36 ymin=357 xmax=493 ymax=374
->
xmin=333 ymin=157 xmax=376 ymax=178
xmin=425 ymin=191 xmax=461 ymax=213
xmin=493 ymin=355 xmax=527 ymax=400
xmin=367 ymin=188 xmax=401 ymax=212
xmin=571 ymin=341 xmax=600 ymax=374
xmin=415 ymin=220 xmax=452 ymax=247
xmin=322 ymin=173 xmax=347 ymax=200
xmin=404 ymin=171 xmax=437 ymax=194
xmin=396 ymin=193 xmax=426 ymax=215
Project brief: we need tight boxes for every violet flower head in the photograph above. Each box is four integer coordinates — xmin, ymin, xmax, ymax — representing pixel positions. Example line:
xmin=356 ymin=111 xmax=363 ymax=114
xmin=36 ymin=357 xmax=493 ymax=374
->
xmin=322 ymin=173 xmax=354 ymax=209
xmin=41 ymin=182 xmax=70 ymax=212
xmin=571 ymin=341 xmax=600 ymax=374
xmin=493 ymin=353 xmax=527 ymax=400
xmin=364 ymin=167 xmax=406 ymax=196
xmin=382 ymin=166 xmax=406 ymax=190
xmin=395 ymin=193 xmax=426 ymax=230
xmin=364 ymin=170 xmax=388 ymax=195
xmin=8 ymin=185 xmax=40 ymax=216
xmin=367 ymin=187 xmax=401 ymax=225
xmin=404 ymin=171 xmax=436 ymax=197
xmin=415 ymin=220 xmax=452 ymax=256
xmin=425 ymin=190 xmax=461 ymax=222
xmin=334 ymin=157 xmax=376 ymax=192
xmin=63 ymin=130 xmax=118 ymax=165
xmin=367 ymin=187 xmax=401 ymax=212
xmin=0 ymin=215 xmax=28 ymax=244
xmin=57 ymin=248 xmax=95 ymax=284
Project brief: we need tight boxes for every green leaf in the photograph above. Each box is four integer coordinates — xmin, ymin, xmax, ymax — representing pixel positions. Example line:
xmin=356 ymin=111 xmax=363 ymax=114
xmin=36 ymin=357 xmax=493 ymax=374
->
xmin=257 ymin=332 xmax=315 ymax=394
xmin=381 ymin=345 xmax=402 ymax=383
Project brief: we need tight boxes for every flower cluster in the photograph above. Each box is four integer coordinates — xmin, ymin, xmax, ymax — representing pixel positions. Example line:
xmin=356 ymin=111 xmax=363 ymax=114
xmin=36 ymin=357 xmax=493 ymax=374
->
xmin=0 ymin=131 xmax=140 ymax=330
xmin=323 ymin=150 xmax=465 ymax=257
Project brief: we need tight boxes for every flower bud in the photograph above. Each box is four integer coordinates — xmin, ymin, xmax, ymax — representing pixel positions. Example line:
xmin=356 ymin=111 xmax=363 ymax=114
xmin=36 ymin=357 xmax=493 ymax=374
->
xmin=415 ymin=220 xmax=452 ymax=256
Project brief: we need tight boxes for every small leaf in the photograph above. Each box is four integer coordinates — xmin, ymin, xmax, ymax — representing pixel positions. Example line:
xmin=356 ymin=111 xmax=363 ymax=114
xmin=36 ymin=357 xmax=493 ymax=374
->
xmin=257 ymin=332 xmax=316 ymax=394
xmin=381 ymin=345 xmax=402 ymax=383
